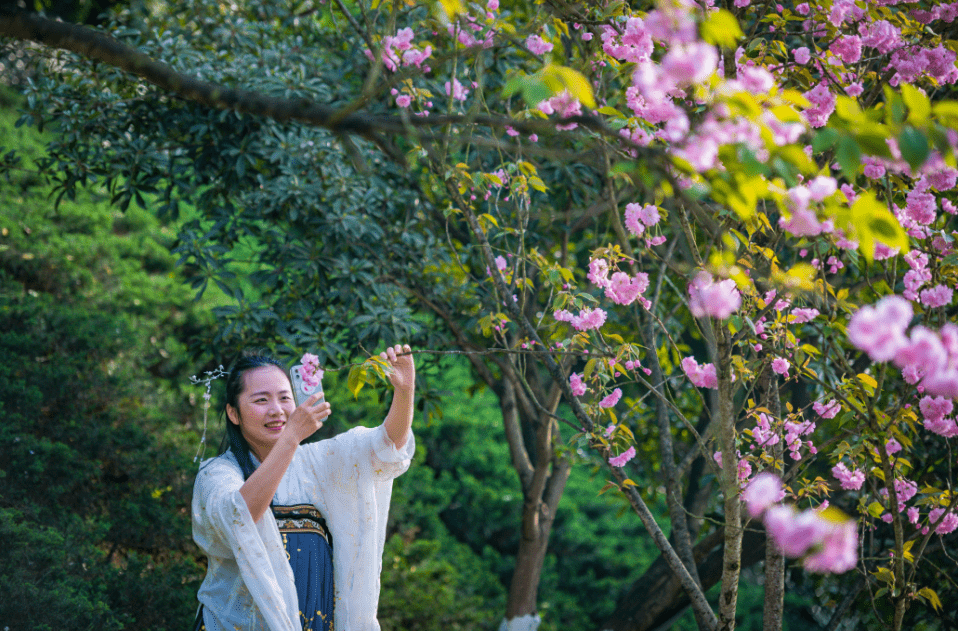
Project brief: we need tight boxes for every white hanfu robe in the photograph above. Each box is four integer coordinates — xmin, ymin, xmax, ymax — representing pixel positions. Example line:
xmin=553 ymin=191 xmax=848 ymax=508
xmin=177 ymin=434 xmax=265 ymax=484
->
xmin=192 ymin=423 xmax=414 ymax=631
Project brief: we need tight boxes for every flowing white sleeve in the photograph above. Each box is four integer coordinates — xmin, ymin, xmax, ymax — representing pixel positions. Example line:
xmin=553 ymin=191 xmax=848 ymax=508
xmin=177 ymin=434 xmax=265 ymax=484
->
xmin=192 ymin=456 xmax=300 ymax=631
xmin=300 ymin=424 xmax=414 ymax=631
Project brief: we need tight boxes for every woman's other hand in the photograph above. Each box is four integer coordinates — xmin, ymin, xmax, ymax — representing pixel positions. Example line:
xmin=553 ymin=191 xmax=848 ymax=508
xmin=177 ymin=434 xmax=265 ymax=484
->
xmin=381 ymin=344 xmax=415 ymax=448
xmin=381 ymin=344 xmax=415 ymax=394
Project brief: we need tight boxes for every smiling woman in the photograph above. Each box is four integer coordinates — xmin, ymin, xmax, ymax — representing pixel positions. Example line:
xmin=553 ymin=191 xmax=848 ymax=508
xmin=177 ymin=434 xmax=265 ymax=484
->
xmin=191 ymin=348 xmax=416 ymax=631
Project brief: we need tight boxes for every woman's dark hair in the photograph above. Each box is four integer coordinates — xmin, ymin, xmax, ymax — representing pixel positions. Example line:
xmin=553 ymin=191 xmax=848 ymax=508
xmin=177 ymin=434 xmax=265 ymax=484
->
xmin=222 ymin=352 xmax=287 ymax=480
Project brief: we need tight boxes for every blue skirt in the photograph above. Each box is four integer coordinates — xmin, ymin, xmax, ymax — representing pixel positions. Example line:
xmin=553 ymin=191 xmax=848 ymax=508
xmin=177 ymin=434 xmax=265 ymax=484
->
xmin=274 ymin=504 xmax=335 ymax=631
xmin=192 ymin=504 xmax=335 ymax=631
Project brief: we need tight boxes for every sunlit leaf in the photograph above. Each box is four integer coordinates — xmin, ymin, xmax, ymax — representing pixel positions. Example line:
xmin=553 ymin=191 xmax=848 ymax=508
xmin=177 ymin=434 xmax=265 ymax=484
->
xmin=700 ymin=10 xmax=743 ymax=48
xmin=901 ymin=82 xmax=931 ymax=126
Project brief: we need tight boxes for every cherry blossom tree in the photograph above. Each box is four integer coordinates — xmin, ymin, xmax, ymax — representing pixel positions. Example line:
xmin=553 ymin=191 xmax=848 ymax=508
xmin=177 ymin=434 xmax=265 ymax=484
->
xmin=3 ymin=0 xmax=958 ymax=629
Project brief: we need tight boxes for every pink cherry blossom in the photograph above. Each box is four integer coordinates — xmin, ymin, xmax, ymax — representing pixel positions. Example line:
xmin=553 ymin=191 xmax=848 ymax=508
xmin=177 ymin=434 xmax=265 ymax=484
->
xmin=525 ymin=34 xmax=554 ymax=55
xmin=920 ymin=285 xmax=953 ymax=308
xmin=781 ymin=208 xmax=823 ymax=237
xmin=929 ymin=507 xmax=958 ymax=534
xmin=924 ymin=416 xmax=958 ymax=437
xmin=765 ymin=505 xmax=825 ymax=557
xmin=743 ymin=472 xmax=785 ymax=518
xmin=772 ymin=358 xmax=790 ymax=377
xmin=813 ymin=399 xmax=841 ymax=419
xmin=570 ymin=307 xmax=608 ymax=331
xmin=599 ymin=388 xmax=623 ymax=408
xmin=661 ymin=42 xmax=718 ymax=86
xmin=609 ymin=445 xmax=636 ymax=467
xmin=752 ymin=413 xmax=780 ymax=448
xmin=803 ymin=517 xmax=857 ymax=573
xmin=588 ymin=258 xmax=611 ymax=288
xmin=688 ymin=271 xmax=742 ymax=319
xmin=807 ymin=176 xmax=838 ymax=201
xmin=794 ymin=47 xmax=811 ymax=64
xmin=861 ymin=20 xmax=901 ymax=54
xmin=832 ymin=462 xmax=865 ymax=490
xmin=570 ymin=372 xmax=587 ymax=396
xmin=791 ymin=308 xmax=819 ymax=323
xmin=830 ymin=35 xmax=862 ymax=64
xmin=681 ymin=356 xmax=718 ymax=389
xmin=804 ymin=83 xmax=837 ymax=127
xmin=847 ymin=295 xmax=913 ymax=362
xmin=919 ymin=395 xmax=954 ymax=422
xmin=624 ymin=203 xmax=646 ymax=236
xmin=445 ymin=78 xmax=470 ymax=102
xmin=538 ymin=91 xmax=583 ymax=130
xmin=605 ymin=271 xmax=650 ymax=306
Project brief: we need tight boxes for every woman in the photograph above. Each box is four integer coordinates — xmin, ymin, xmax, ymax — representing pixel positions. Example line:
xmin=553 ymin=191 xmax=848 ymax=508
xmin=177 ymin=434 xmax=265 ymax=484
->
xmin=191 ymin=344 xmax=416 ymax=631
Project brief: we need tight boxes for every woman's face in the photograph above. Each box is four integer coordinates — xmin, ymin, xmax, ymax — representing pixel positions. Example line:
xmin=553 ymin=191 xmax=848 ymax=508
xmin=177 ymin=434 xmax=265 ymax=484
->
xmin=226 ymin=365 xmax=296 ymax=461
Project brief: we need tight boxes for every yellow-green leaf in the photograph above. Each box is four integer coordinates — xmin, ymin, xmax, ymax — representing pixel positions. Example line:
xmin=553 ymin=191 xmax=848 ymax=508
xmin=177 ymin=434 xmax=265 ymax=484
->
xmin=901 ymin=82 xmax=931 ymax=126
xmin=583 ymin=358 xmax=597 ymax=379
xmin=347 ymin=366 xmax=368 ymax=398
xmin=873 ymin=567 xmax=896 ymax=584
xmin=546 ymin=64 xmax=596 ymax=109
xmin=847 ymin=192 xmax=910 ymax=263
xmin=932 ymin=101 xmax=958 ymax=129
xmin=435 ymin=0 xmax=464 ymax=20
xmin=598 ymin=105 xmax=625 ymax=118
xmin=919 ymin=587 xmax=943 ymax=612
xmin=701 ymin=9 xmax=743 ymax=48
xmin=835 ymin=95 xmax=866 ymax=124
xmin=518 ymin=161 xmax=537 ymax=176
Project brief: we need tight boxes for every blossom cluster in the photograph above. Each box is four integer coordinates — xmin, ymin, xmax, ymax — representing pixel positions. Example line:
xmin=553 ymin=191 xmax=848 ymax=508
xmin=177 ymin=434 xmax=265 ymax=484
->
xmin=687 ymin=271 xmax=742 ymax=320
xmin=848 ymin=295 xmax=958 ymax=399
xmin=586 ymin=257 xmax=652 ymax=309
xmin=743 ymin=473 xmax=857 ymax=573
xmin=297 ymin=352 xmax=324 ymax=395
xmin=364 ymin=28 xmax=432 ymax=73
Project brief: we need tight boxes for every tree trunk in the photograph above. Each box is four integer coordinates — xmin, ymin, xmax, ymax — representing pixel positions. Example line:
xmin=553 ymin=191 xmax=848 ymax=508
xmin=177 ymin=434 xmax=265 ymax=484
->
xmin=600 ymin=527 xmax=767 ymax=631
xmin=498 ymin=376 xmax=572 ymax=631
xmin=761 ymin=367 xmax=785 ymax=631
xmin=717 ymin=327 xmax=742 ymax=631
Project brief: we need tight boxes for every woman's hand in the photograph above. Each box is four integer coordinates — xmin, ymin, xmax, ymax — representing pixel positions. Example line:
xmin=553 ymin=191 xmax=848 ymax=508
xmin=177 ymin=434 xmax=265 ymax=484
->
xmin=381 ymin=344 xmax=415 ymax=447
xmin=285 ymin=392 xmax=331 ymax=444
xmin=381 ymin=343 xmax=415 ymax=394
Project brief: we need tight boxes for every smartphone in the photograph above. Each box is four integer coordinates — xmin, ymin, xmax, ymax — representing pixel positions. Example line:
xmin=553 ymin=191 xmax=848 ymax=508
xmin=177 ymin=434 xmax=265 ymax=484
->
xmin=290 ymin=364 xmax=325 ymax=408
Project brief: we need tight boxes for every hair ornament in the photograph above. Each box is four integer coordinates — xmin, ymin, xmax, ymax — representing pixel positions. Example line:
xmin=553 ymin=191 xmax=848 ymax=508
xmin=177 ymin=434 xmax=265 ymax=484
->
xmin=190 ymin=365 xmax=228 ymax=463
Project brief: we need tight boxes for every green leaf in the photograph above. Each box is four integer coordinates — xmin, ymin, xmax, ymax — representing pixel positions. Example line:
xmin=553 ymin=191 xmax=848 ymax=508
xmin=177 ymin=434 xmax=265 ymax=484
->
xmin=502 ymin=76 xmax=523 ymax=99
xmin=812 ymin=128 xmax=839 ymax=153
xmin=899 ymin=127 xmax=930 ymax=171
xmin=836 ymin=135 xmax=862 ymax=181
xmin=521 ymin=78 xmax=554 ymax=108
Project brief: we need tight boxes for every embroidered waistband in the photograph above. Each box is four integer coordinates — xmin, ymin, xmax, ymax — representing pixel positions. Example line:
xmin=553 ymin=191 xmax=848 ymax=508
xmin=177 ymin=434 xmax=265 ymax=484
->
xmin=272 ymin=504 xmax=331 ymax=546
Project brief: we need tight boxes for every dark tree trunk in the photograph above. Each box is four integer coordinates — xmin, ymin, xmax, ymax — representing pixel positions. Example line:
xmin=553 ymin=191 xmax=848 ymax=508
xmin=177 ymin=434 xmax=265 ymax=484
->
xmin=600 ymin=528 xmax=767 ymax=631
